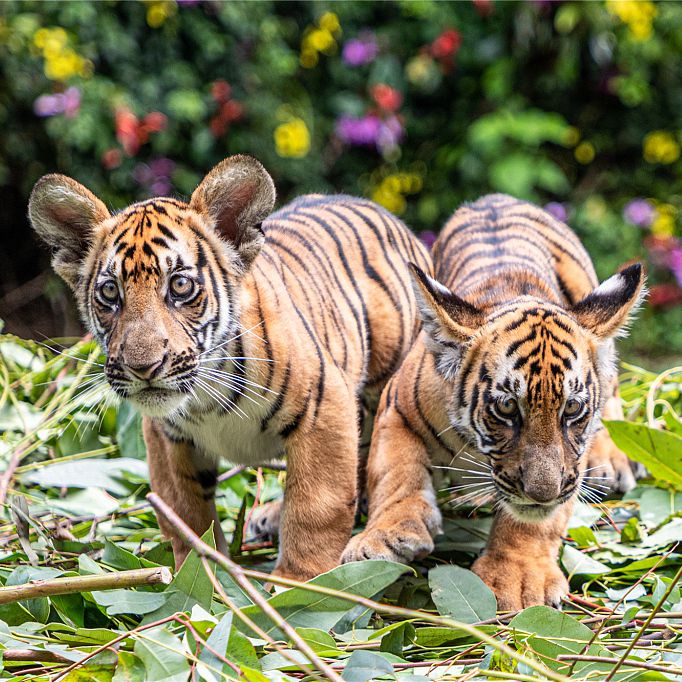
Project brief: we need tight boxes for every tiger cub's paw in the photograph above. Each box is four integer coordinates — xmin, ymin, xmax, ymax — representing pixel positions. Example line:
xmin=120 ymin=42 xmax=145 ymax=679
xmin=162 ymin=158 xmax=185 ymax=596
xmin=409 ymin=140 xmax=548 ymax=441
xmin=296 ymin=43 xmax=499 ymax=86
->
xmin=472 ymin=552 xmax=568 ymax=611
xmin=586 ymin=429 xmax=640 ymax=495
xmin=247 ymin=500 xmax=283 ymax=541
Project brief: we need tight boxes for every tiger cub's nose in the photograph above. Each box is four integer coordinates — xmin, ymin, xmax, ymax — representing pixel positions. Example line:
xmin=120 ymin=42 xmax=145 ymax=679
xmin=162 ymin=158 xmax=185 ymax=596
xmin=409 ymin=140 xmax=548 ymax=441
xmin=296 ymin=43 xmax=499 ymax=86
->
xmin=125 ymin=358 xmax=165 ymax=381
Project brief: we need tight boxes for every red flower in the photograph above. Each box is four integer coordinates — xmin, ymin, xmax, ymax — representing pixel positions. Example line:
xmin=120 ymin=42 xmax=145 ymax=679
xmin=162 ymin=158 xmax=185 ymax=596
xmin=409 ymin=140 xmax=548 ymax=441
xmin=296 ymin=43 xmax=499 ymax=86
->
xmin=431 ymin=29 xmax=461 ymax=60
xmin=142 ymin=111 xmax=167 ymax=133
xmin=649 ymin=283 xmax=682 ymax=308
xmin=370 ymin=84 xmax=403 ymax=112
xmin=115 ymin=108 xmax=141 ymax=156
xmin=211 ymin=80 xmax=231 ymax=103
xmin=473 ymin=0 xmax=494 ymax=17
xmin=102 ymin=148 xmax=122 ymax=170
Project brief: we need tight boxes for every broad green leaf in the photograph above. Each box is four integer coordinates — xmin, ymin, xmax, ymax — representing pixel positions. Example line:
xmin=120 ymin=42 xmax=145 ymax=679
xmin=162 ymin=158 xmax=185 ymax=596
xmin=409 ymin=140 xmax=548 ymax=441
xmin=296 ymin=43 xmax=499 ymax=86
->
xmin=198 ymin=611 xmax=260 ymax=673
xmin=61 ymin=663 xmax=116 ymax=681
xmin=562 ymin=545 xmax=610 ymax=576
xmin=604 ymin=421 xmax=682 ymax=488
xmin=510 ymin=605 xmax=605 ymax=674
xmin=428 ymin=564 xmax=497 ymax=623
xmin=341 ymin=650 xmax=395 ymax=682
xmin=116 ymin=402 xmax=147 ymax=460
xmin=134 ymin=626 xmax=190 ymax=682
xmin=295 ymin=627 xmax=340 ymax=655
xmin=236 ymin=560 xmax=409 ymax=638
xmin=45 ymin=487 xmax=119 ymax=517
xmin=637 ymin=487 xmax=682 ymax=527
xmin=413 ymin=626 xmax=473 ymax=647
xmin=143 ymin=526 xmax=215 ymax=622
xmin=568 ymin=526 xmax=598 ymax=548
xmin=112 ymin=652 xmax=146 ymax=682
xmin=23 ymin=458 xmax=148 ymax=495
xmin=91 ymin=589 xmax=167 ymax=616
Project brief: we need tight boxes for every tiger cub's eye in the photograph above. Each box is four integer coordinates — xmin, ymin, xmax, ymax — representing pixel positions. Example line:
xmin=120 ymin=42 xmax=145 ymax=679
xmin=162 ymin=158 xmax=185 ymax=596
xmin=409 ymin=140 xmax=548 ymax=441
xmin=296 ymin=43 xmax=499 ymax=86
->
xmin=564 ymin=398 xmax=583 ymax=417
xmin=169 ymin=274 xmax=195 ymax=300
xmin=99 ymin=280 xmax=119 ymax=303
xmin=496 ymin=397 xmax=518 ymax=416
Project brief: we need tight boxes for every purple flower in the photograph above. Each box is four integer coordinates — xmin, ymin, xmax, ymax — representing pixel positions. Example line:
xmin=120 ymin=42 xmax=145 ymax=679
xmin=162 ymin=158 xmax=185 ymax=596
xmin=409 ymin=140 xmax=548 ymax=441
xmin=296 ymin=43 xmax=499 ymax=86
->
xmin=336 ymin=114 xmax=382 ymax=146
xmin=544 ymin=202 xmax=568 ymax=223
xmin=623 ymin=198 xmax=655 ymax=228
xmin=133 ymin=157 xmax=175 ymax=196
xmin=420 ymin=231 xmax=437 ymax=249
xmin=342 ymin=32 xmax=378 ymax=67
xmin=33 ymin=87 xmax=81 ymax=118
xmin=377 ymin=115 xmax=404 ymax=153
xmin=669 ymin=248 xmax=682 ymax=288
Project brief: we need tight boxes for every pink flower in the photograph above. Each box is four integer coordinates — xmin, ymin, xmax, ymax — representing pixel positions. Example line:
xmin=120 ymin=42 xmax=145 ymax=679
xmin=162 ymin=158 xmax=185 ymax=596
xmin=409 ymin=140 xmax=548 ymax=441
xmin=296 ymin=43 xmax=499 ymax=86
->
xmin=544 ymin=202 xmax=568 ymax=223
xmin=623 ymin=199 xmax=655 ymax=228
xmin=33 ymin=87 xmax=81 ymax=118
xmin=342 ymin=32 xmax=378 ymax=67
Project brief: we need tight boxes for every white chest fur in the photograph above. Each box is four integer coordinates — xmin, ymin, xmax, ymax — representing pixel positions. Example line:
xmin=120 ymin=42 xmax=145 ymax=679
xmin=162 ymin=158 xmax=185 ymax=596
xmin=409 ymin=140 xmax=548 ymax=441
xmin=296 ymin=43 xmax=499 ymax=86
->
xmin=169 ymin=393 xmax=285 ymax=465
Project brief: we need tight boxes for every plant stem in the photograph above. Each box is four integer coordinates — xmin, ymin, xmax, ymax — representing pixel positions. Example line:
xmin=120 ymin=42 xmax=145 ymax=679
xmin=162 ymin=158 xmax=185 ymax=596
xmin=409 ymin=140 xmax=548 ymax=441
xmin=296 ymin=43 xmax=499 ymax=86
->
xmin=0 ymin=566 xmax=172 ymax=605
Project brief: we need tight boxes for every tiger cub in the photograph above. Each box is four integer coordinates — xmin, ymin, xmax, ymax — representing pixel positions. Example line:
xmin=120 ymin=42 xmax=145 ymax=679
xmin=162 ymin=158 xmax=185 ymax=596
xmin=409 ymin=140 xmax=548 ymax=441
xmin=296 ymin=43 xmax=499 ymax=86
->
xmin=342 ymin=194 xmax=645 ymax=609
xmin=29 ymin=155 xmax=431 ymax=580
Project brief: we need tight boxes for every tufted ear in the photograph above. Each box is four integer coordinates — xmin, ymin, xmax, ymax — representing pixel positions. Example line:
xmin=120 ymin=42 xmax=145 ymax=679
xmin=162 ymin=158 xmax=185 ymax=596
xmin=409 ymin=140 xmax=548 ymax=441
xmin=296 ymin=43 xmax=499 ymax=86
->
xmin=190 ymin=155 xmax=276 ymax=267
xmin=571 ymin=263 xmax=646 ymax=339
xmin=410 ymin=264 xmax=485 ymax=377
xmin=28 ymin=174 xmax=110 ymax=290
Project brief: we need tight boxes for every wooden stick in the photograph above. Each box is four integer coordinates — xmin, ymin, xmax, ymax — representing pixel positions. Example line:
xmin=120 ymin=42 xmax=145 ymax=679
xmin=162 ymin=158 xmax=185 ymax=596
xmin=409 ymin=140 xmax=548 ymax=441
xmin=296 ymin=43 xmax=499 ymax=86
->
xmin=0 ymin=566 xmax=172 ymax=605
xmin=146 ymin=492 xmax=572 ymax=682
xmin=2 ymin=649 xmax=72 ymax=663
xmin=148 ymin=492 xmax=343 ymax=682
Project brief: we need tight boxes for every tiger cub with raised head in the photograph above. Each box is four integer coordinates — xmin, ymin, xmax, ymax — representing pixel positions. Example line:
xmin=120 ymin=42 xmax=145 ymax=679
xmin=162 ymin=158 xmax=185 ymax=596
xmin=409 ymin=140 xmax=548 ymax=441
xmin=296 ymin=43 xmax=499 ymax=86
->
xmin=28 ymin=155 xmax=431 ymax=580
xmin=342 ymin=194 xmax=645 ymax=609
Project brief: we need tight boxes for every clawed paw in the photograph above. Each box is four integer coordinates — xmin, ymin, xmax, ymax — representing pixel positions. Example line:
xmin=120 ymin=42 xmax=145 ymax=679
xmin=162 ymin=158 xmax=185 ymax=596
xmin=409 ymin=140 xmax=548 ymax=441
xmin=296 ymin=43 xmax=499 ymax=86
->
xmin=342 ymin=518 xmax=436 ymax=564
xmin=246 ymin=500 xmax=282 ymax=541
xmin=586 ymin=431 xmax=639 ymax=495
xmin=472 ymin=552 xmax=568 ymax=611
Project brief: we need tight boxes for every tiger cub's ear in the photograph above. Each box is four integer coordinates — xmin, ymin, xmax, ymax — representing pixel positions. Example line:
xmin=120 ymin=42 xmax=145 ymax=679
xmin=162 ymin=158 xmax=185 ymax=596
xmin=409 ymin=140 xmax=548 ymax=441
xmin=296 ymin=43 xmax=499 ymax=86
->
xmin=28 ymin=174 xmax=110 ymax=290
xmin=571 ymin=263 xmax=646 ymax=339
xmin=190 ymin=155 xmax=276 ymax=267
xmin=409 ymin=264 xmax=485 ymax=377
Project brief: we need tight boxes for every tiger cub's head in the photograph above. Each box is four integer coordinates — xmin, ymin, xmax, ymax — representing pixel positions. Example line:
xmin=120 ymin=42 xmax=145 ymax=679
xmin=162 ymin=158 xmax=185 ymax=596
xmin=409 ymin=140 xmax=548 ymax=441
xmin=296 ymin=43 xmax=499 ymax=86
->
xmin=411 ymin=263 xmax=645 ymax=522
xmin=28 ymin=155 xmax=275 ymax=417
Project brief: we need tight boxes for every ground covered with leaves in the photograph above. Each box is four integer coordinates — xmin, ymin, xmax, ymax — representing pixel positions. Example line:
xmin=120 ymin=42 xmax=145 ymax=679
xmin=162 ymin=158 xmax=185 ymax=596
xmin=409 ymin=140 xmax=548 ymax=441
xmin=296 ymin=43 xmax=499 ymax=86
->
xmin=0 ymin=335 xmax=680 ymax=681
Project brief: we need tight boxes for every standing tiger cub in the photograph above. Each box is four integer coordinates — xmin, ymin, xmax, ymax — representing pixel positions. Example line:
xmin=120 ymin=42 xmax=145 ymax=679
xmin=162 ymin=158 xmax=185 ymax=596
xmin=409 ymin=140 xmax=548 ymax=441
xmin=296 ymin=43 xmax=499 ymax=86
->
xmin=28 ymin=155 xmax=431 ymax=580
xmin=343 ymin=194 xmax=645 ymax=609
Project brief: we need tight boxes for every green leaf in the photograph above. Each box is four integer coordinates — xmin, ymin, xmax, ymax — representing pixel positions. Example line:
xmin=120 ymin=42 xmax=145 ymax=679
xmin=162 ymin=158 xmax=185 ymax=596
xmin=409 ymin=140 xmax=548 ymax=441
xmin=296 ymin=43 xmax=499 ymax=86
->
xmin=116 ymin=402 xmax=147 ymax=460
xmin=91 ymin=589 xmax=168 ymax=616
xmin=428 ymin=564 xmax=497 ymax=623
xmin=341 ymin=650 xmax=395 ymax=682
xmin=604 ymin=421 xmax=682 ymax=488
xmin=134 ymin=626 xmax=190 ymax=682
xmin=568 ymin=526 xmax=598 ymax=548
xmin=143 ymin=526 xmax=215 ymax=622
xmin=510 ymin=605 xmax=605 ymax=674
xmin=236 ymin=560 xmax=409 ymax=638
xmin=295 ymin=627 xmax=340 ymax=655
xmin=23 ymin=458 xmax=147 ymax=495
xmin=561 ymin=545 xmax=610 ymax=576
xmin=112 ymin=652 xmax=146 ymax=682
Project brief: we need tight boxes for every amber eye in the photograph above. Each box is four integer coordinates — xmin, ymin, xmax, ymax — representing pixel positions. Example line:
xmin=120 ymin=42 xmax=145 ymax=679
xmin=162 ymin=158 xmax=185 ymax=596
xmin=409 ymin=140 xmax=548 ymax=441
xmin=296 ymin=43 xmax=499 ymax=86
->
xmin=564 ymin=398 xmax=584 ymax=417
xmin=169 ymin=274 xmax=195 ymax=300
xmin=99 ymin=280 xmax=119 ymax=304
xmin=496 ymin=397 xmax=519 ymax=417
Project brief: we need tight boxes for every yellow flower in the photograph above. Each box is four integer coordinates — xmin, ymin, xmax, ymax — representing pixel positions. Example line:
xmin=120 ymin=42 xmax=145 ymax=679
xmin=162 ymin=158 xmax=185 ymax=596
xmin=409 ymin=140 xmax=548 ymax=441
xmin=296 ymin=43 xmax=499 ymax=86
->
xmin=371 ymin=173 xmax=422 ymax=215
xmin=564 ymin=126 xmax=580 ymax=146
xmin=574 ymin=141 xmax=595 ymax=164
xmin=146 ymin=0 xmax=177 ymax=28
xmin=33 ymin=27 xmax=91 ymax=81
xmin=274 ymin=118 xmax=311 ymax=158
xmin=652 ymin=204 xmax=677 ymax=237
xmin=299 ymin=13 xmax=340 ymax=69
xmin=606 ymin=0 xmax=657 ymax=41
xmin=643 ymin=131 xmax=680 ymax=165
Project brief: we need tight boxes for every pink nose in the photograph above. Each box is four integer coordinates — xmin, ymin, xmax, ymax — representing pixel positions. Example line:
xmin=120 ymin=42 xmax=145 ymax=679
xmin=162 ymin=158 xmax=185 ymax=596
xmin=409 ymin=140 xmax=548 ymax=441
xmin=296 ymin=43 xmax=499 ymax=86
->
xmin=125 ymin=359 xmax=164 ymax=381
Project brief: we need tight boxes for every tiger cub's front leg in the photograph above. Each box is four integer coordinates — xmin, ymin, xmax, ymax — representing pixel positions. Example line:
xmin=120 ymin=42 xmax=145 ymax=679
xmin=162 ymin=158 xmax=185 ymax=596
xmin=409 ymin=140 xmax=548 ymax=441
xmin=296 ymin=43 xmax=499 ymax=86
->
xmin=273 ymin=379 xmax=360 ymax=580
xmin=143 ymin=418 xmax=229 ymax=567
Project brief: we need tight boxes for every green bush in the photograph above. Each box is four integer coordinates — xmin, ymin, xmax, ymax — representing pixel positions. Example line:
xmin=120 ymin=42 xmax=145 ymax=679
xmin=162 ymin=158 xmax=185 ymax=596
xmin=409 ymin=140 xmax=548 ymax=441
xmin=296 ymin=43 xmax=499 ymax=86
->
xmin=1 ymin=0 xmax=682 ymax=356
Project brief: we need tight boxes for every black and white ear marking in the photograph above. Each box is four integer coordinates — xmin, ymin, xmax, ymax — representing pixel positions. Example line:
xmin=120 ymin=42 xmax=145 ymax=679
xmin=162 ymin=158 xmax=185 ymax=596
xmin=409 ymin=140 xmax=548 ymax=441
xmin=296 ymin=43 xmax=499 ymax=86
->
xmin=571 ymin=263 xmax=646 ymax=339
xmin=409 ymin=263 xmax=484 ymax=378
xmin=28 ymin=174 xmax=111 ymax=290
xmin=190 ymin=155 xmax=275 ymax=268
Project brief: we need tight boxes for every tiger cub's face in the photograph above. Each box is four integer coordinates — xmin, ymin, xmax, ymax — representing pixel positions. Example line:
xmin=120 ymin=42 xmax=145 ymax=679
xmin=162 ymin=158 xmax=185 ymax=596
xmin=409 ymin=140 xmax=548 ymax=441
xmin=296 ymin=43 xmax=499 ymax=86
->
xmin=28 ymin=156 xmax=275 ymax=418
xmin=411 ymin=264 xmax=644 ymax=522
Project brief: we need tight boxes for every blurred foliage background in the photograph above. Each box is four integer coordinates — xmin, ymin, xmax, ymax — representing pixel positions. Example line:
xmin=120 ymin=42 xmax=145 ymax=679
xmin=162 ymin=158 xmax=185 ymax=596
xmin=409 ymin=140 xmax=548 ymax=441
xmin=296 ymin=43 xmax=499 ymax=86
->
xmin=0 ymin=0 xmax=681 ymax=360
